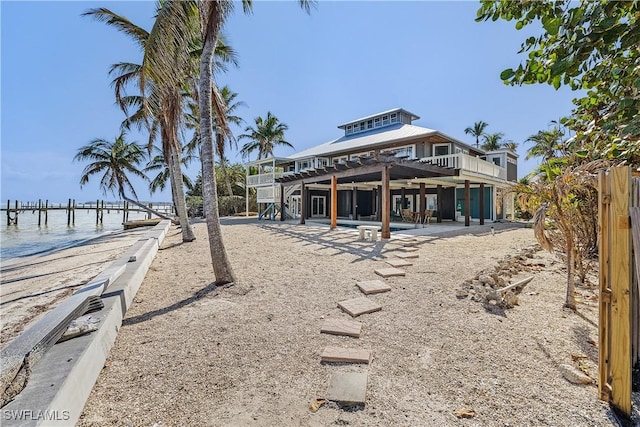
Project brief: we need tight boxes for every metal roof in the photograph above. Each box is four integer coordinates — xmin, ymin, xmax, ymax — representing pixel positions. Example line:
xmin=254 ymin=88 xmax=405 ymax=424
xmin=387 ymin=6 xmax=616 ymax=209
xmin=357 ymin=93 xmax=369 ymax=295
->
xmin=287 ymin=123 xmax=482 ymax=160
xmin=337 ymin=108 xmax=419 ymax=129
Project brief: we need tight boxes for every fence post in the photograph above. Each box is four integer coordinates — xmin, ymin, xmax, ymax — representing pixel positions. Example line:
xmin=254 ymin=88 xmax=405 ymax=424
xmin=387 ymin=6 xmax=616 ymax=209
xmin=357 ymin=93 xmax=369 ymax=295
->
xmin=598 ymin=170 xmax=612 ymax=402
xmin=600 ymin=166 xmax=632 ymax=416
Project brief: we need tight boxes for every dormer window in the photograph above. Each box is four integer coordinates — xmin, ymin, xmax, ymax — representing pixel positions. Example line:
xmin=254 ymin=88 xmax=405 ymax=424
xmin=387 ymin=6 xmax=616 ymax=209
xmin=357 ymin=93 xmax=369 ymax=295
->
xmin=390 ymin=113 xmax=397 ymax=123
xmin=382 ymin=115 xmax=389 ymax=125
xmin=374 ymin=117 xmax=381 ymax=127
xmin=367 ymin=120 xmax=373 ymax=129
xmin=346 ymin=125 xmax=353 ymax=135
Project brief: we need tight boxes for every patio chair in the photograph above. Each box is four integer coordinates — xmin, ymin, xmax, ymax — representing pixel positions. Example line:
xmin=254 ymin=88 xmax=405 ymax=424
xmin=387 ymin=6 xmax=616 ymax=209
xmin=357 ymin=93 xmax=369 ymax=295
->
xmin=401 ymin=209 xmax=414 ymax=223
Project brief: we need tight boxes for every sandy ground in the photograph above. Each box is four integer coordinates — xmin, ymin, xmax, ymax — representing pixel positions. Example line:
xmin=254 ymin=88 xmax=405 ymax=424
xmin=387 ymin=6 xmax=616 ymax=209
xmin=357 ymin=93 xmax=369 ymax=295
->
xmin=72 ymin=218 xmax=629 ymax=426
xmin=0 ymin=228 xmax=149 ymax=347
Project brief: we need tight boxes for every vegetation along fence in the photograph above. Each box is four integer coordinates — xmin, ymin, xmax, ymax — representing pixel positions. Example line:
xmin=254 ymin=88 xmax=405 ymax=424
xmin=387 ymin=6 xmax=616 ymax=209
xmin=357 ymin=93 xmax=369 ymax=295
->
xmin=598 ymin=166 xmax=639 ymax=417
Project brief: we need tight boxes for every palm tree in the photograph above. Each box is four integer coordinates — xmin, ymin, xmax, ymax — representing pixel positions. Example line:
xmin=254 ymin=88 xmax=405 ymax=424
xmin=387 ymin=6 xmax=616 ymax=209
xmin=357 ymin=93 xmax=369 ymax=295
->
xmin=502 ymin=141 xmax=518 ymax=152
xmin=144 ymin=146 xmax=194 ymax=195
xmin=525 ymin=127 xmax=565 ymax=161
xmin=239 ymin=112 xmax=294 ymax=160
xmin=197 ymin=0 xmax=312 ymax=284
xmin=480 ymin=132 xmax=505 ymax=151
xmin=84 ymin=5 xmax=197 ymax=242
xmin=464 ymin=121 xmax=489 ymax=148
xmin=75 ymin=131 xmax=148 ymax=200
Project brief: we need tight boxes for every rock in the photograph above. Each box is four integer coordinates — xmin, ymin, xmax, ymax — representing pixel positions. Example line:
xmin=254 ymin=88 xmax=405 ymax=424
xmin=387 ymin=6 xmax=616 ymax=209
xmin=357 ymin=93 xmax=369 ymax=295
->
xmin=456 ymin=289 xmax=469 ymax=299
xmin=497 ymin=277 xmax=506 ymax=287
xmin=471 ymin=279 xmax=482 ymax=287
xmin=453 ymin=408 xmax=476 ymax=419
xmin=501 ymin=290 xmax=519 ymax=308
xmin=478 ymin=275 xmax=496 ymax=286
xmin=559 ymin=364 xmax=593 ymax=385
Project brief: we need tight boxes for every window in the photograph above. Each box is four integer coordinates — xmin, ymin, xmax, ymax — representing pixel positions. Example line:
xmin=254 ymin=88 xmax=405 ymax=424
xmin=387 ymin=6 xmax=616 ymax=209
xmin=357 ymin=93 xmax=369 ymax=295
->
xmin=433 ymin=144 xmax=450 ymax=156
xmin=367 ymin=120 xmax=373 ymax=129
xmin=346 ymin=125 xmax=352 ymax=135
xmin=316 ymin=158 xmax=328 ymax=168
xmin=382 ymin=115 xmax=389 ymax=125
xmin=374 ymin=117 xmax=381 ymax=127
xmin=381 ymin=145 xmax=414 ymax=159
xmin=492 ymin=157 xmax=501 ymax=166
xmin=390 ymin=113 xmax=397 ymax=123
xmin=332 ymin=156 xmax=348 ymax=164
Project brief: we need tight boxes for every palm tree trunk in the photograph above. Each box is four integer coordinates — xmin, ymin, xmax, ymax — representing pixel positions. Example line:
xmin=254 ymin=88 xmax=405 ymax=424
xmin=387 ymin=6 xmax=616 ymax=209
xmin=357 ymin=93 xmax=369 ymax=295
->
xmin=123 ymin=196 xmax=176 ymax=223
xmin=198 ymin=6 xmax=235 ymax=284
xmin=217 ymin=133 xmax=235 ymax=197
xmin=168 ymin=145 xmax=196 ymax=242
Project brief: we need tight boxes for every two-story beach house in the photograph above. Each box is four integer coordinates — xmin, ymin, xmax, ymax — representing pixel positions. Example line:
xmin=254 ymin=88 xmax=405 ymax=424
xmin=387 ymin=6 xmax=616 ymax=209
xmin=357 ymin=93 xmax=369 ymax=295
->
xmin=245 ymin=108 xmax=517 ymax=238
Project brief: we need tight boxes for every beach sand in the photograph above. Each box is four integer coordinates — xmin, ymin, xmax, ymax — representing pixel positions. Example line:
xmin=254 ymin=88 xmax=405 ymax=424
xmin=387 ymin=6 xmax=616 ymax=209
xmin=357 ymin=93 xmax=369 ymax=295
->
xmin=0 ymin=228 xmax=151 ymax=347
xmin=75 ymin=219 xmax=617 ymax=426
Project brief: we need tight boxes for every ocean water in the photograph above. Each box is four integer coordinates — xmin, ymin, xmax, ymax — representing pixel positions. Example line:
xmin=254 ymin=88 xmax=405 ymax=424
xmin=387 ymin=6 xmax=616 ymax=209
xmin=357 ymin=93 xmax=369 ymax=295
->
xmin=0 ymin=208 xmax=149 ymax=261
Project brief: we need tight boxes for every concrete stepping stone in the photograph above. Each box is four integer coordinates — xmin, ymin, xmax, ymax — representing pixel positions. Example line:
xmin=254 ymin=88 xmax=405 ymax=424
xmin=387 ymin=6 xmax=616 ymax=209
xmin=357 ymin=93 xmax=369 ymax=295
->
xmin=321 ymin=347 xmax=371 ymax=364
xmin=356 ymin=280 xmax=391 ymax=295
xmin=338 ymin=297 xmax=382 ymax=317
xmin=385 ymin=259 xmax=413 ymax=268
xmin=327 ymin=372 xmax=368 ymax=406
xmin=397 ymin=246 xmax=418 ymax=252
xmin=395 ymin=252 xmax=419 ymax=259
xmin=320 ymin=318 xmax=362 ymax=338
xmin=374 ymin=267 xmax=406 ymax=278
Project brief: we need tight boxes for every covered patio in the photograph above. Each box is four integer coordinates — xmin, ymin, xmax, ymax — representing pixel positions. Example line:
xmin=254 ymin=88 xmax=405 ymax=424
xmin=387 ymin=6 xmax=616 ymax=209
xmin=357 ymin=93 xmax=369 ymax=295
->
xmin=276 ymin=155 xmax=497 ymax=239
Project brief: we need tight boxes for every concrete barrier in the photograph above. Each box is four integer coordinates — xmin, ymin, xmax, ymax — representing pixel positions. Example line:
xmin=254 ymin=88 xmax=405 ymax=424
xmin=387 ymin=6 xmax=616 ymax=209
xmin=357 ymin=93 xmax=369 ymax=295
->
xmin=1 ymin=220 xmax=170 ymax=426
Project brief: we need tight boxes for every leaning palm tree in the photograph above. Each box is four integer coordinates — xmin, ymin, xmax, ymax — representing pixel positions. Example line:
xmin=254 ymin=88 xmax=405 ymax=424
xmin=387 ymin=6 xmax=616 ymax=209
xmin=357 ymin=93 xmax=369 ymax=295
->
xmin=75 ymin=131 xmax=148 ymax=200
xmin=196 ymin=0 xmax=312 ymax=284
xmin=84 ymin=5 xmax=197 ymax=242
xmin=144 ymin=146 xmax=194 ymax=195
xmin=464 ymin=121 xmax=489 ymax=148
xmin=239 ymin=112 xmax=294 ymax=160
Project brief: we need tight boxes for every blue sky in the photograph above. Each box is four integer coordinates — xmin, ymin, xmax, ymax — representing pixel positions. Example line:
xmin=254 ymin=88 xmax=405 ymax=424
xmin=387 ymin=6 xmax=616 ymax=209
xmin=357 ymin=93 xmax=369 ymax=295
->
xmin=1 ymin=1 xmax=579 ymax=203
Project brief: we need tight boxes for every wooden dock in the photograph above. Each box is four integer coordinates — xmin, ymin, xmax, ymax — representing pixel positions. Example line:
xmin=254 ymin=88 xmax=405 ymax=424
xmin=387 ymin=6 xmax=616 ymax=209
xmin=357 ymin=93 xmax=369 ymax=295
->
xmin=2 ymin=199 xmax=174 ymax=227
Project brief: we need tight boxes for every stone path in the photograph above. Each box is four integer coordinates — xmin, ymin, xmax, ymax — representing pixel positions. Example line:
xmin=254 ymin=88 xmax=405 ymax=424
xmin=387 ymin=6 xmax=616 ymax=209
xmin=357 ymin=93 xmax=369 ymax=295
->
xmin=356 ymin=280 xmax=391 ymax=295
xmin=319 ymin=237 xmax=422 ymax=408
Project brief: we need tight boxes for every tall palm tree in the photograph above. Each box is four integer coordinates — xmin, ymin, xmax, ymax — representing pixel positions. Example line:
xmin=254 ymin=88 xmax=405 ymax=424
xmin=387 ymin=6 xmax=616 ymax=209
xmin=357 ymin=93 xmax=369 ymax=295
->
xmin=144 ymin=146 xmax=194 ymax=195
xmin=75 ymin=131 xmax=148 ymax=200
xmin=84 ymin=5 xmax=197 ymax=242
xmin=525 ymin=127 xmax=565 ymax=161
xmin=197 ymin=0 xmax=312 ymax=284
xmin=464 ymin=121 xmax=489 ymax=148
xmin=239 ymin=112 xmax=294 ymax=160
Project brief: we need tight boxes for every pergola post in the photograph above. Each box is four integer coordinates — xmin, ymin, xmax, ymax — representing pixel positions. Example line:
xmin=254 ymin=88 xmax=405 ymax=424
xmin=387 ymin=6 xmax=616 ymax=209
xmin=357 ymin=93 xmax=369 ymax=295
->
xmin=401 ymin=187 xmax=406 ymax=209
xmin=376 ymin=186 xmax=382 ymax=221
xmin=352 ymin=187 xmax=358 ymax=219
xmin=479 ymin=183 xmax=485 ymax=225
xmin=419 ymin=183 xmax=426 ymax=223
xmin=280 ymin=184 xmax=285 ymax=222
xmin=245 ymin=165 xmax=249 ymax=217
xmin=299 ymin=182 xmax=306 ymax=225
xmin=464 ymin=180 xmax=470 ymax=227
xmin=381 ymin=166 xmax=390 ymax=239
xmin=331 ymin=175 xmax=337 ymax=230
xmin=436 ymin=184 xmax=443 ymax=223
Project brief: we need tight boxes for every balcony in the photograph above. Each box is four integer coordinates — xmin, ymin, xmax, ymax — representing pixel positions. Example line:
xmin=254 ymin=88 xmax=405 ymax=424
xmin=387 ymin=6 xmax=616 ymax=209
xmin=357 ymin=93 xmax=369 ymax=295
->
xmin=247 ymin=172 xmax=284 ymax=187
xmin=420 ymin=153 xmax=506 ymax=180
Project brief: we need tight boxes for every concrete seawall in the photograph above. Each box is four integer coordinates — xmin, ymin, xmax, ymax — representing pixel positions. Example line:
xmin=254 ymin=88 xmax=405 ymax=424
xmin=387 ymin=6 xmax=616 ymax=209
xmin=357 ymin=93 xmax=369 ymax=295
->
xmin=2 ymin=220 xmax=170 ymax=426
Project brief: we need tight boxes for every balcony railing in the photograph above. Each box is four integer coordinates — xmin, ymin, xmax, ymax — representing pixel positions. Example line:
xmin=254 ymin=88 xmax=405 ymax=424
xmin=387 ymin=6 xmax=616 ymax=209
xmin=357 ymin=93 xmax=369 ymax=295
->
xmin=247 ymin=172 xmax=284 ymax=187
xmin=419 ymin=153 xmax=506 ymax=180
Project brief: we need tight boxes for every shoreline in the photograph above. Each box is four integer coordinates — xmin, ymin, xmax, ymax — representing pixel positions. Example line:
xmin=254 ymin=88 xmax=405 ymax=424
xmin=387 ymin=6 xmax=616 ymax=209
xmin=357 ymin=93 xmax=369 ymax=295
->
xmin=0 ymin=225 xmax=158 ymax=347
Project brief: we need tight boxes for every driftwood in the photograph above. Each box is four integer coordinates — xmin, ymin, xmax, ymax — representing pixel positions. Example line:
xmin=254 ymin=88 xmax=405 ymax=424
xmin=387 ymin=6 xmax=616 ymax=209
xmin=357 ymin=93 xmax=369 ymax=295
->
xmin=0 ymin=265 xmax=124 ymax=407
xmin=123 ymin=197 xmax=177 ymax=224
xmin=486 ymin=276 xmax=534 ymax=306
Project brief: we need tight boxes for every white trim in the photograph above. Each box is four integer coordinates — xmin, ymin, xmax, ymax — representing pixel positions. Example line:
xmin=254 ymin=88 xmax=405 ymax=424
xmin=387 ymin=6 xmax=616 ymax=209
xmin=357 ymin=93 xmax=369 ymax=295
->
xmin=311 ymin=196 xmax=326 ymax=217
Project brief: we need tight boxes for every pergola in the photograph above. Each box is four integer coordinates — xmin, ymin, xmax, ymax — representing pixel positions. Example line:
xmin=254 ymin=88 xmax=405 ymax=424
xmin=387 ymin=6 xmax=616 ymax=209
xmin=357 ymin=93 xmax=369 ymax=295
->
xmin=276 ymin=155 xmax=478 ymax=238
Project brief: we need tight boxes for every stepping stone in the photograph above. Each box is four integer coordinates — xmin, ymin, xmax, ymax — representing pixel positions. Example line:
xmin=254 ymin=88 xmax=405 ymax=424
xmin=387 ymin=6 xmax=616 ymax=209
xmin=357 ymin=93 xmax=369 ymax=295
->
xmin=338 ymin=297 xmax=382 ymax=317
xmin=385 ymin=259 xmax=413 ymax=268
xmin=321 ymin=347 xmax=371 ymax=364
xmin=397 ymin=246 xmax=418 ymax=252
xmin=396 ymin=252 xmax=419 ymax=259
xmin=327 ymin=372 xmax=368 ymax=406
xmin=356 ymin=280 xmax=391 ymax=295
xmin=320 ymin=318 xmax=362 ymax=338
xmin=374 ymin=267 xmax=406 ymax=278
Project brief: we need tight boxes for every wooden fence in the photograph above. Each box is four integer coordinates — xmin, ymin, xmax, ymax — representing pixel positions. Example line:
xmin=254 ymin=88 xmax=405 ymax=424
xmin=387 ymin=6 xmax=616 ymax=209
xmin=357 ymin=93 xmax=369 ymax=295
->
xmin=598 ymin=166 xmax=639 ymax=417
